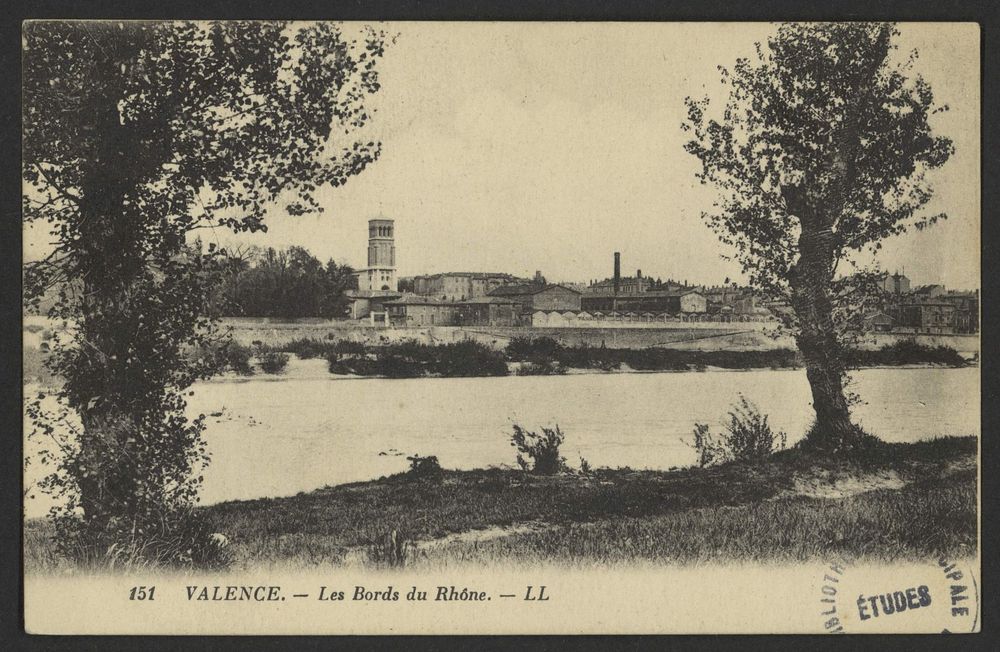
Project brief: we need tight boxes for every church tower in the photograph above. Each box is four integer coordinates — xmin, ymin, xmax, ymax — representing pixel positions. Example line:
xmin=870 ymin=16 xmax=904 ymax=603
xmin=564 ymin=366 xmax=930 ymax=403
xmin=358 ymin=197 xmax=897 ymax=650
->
xmin=357 ymin=218 xmax=397 ymax=292
xmin=368 ymin=218 xmax=396 ymax=269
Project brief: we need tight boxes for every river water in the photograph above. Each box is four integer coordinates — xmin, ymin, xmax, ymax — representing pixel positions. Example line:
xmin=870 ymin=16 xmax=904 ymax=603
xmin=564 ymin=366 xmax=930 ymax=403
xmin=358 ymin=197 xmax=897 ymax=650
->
xmin=188 ymin=361 xmax=979 ymax=506
xmin=23 ymin=361 xmax=979 ymax=516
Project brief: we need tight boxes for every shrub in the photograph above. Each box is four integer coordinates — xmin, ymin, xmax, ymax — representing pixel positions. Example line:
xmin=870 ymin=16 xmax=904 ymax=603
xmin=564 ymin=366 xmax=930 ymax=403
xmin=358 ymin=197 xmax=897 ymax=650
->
xmin=432 ymin=340 xmax=508 ymax=377
xmin=333 ymin=339 xmax=367 ymax=354
xmin=53 ymin=503 xmax=233 ymax=571
xmin=688 ymin=423 xmax=727 ymax=468
xmin=687 ymin=395 xmax=786 ymax=467
xmin=327 ymin=350 xmax=377 ymax=376
xmin=510 ymin=423 xmax=568 ymax=475
xmin=507 ymin=336 xmax=562 ymax=360
xmin=278 ymin=338 xmax=365 ymax=360
xmin=187 ymin=339 xmax=254 ymax=376
xmin=374 ymin=352 xmax=426 ymax=378
xmin=406 ymin=454 xmax=443 ymax=481
xmin=221 ymin=341 xmax=254 ymax=376
xmin=515 ymin=360 xmax=567 ymax=376
xmin=281 ymin=337 xmax=331 ymax=359
xmin=257 ymin=351 xmax=290 ymax=374
xmin=722 ymin=395 xmax=787 ymax=460
xmin=365 ymin=529 xmax=412 ymax=568
xmin=846 ymin=340 xmax=965 ymax=367
xmin=327 ymin=340 xmax=507 ymax=378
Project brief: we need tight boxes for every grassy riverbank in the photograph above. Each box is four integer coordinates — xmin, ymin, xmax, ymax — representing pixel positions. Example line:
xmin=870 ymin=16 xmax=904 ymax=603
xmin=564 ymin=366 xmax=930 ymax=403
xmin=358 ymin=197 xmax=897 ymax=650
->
xmin=24 ymin=436 xmax=977 ymax=571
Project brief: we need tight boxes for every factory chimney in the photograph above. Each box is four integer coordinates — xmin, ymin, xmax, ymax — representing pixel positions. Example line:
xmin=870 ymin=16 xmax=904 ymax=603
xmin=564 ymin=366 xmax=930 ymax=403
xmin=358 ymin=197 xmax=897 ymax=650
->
xmin=613 ymin=252 xmax=621 ymax=294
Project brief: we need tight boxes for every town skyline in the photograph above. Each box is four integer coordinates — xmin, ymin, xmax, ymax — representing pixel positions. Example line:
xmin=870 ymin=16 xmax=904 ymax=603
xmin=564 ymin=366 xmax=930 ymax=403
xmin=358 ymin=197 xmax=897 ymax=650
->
xmin=226 ymin=23 xmax=979 ymax=290
xmin=21 ymin=23 xmax=980 ymax=290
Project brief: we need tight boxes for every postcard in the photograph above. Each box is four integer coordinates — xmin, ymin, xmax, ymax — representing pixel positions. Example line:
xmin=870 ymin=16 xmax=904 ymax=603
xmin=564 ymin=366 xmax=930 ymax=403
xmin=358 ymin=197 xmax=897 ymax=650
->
xmin=22 ymin=20 xmax=980 ymax=635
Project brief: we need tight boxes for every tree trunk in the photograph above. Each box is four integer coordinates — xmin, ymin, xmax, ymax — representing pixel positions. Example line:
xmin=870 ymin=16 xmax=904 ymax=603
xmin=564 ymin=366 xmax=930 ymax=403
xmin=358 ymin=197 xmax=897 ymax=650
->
xmin=789 ymin=216 xmax=864 ymax=451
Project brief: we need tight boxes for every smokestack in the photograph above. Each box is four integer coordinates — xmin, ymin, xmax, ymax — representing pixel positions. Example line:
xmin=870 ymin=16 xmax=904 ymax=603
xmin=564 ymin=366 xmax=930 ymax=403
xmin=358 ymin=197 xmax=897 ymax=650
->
xmin=613 ymin=252 xmax=621 ymax=294
xmin=637 ymin=269 xmax=642 ymax=279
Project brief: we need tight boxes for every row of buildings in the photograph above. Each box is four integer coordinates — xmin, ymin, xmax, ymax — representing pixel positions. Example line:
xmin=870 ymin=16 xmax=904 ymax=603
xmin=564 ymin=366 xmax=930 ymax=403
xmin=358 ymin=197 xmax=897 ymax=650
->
xmin=867 ymin=273 xmax=979 ymax=334
xmin=345 ymin=219 xmax=977 ymax=333
xmin=345 ymin=220 xmax=721 ymax=327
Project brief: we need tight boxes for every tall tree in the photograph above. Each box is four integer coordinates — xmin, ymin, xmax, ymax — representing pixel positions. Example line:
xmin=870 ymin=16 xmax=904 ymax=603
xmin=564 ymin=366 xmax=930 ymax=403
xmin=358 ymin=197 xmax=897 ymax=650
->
xmin=683 ymin=23 xmax=952 ymax=451
xmin=23 ymin=21 xmax=387 ymax=563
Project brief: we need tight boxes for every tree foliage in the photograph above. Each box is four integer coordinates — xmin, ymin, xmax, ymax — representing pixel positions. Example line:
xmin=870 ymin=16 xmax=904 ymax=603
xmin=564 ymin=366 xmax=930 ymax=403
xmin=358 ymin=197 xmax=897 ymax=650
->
xmin=23 ymin=20 xmax=388 ymax=565
xmin=211 ymin=245 xmax=357 ymax=319
xmin=683 ymin=23 xmax=952 ymax=449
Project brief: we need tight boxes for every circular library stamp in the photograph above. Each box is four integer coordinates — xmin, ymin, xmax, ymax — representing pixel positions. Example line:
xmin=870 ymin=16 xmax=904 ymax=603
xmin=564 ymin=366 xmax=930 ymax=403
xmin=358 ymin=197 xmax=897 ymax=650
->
xmin=816 ymin=558 xmax=979 ymax=634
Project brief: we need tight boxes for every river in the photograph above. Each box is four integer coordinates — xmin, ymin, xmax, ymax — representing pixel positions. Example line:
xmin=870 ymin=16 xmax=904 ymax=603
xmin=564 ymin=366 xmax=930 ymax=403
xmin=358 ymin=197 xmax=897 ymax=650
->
xmin=23 ymin=361 xmax=979 ymax=517
xmin=191 ymin=361 xmax=979 ymax=506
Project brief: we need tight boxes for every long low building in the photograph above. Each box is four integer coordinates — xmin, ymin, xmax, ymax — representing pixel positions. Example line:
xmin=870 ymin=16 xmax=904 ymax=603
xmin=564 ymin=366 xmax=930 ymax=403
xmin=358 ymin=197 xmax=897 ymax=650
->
xmin=455 ymin=296 xmax=521 ymax=327
xmin=384 ymin=294 xmax=457 ymax=327
xmin=410 ymin=272 xmax=527 ymax=301
xmin=384 ymin=293 xmax=522 ymax=327
xmin=580 ymin=289 xmax=707 ymax=314
xmin=487 ymin=283 xmax=583 ymax=312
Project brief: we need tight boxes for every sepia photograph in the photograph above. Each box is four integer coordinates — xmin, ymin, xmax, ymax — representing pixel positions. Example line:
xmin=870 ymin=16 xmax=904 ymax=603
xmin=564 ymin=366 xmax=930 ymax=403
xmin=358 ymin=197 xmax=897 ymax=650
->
xmin=21 ymin=19 xmax=981 ymax=635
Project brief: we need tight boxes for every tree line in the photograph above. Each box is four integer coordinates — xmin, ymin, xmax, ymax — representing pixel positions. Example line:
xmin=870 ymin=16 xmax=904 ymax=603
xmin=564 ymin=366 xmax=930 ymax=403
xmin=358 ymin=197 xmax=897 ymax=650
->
xmin=210 ymin=245 xmax=357 ymax=319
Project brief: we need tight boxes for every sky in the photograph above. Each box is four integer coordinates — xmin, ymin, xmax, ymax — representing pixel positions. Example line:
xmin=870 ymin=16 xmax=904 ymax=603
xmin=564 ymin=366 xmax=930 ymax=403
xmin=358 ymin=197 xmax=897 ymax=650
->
xmin=24 ymin=22 xmax=981 ymax=289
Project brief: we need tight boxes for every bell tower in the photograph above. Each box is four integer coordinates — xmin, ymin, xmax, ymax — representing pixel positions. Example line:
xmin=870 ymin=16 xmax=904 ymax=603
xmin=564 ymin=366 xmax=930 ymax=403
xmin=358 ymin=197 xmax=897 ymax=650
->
xmin=368 ymin=218 xmax=396 ymax=268
xmin=358 ymin=218 xmax=397 ymax=292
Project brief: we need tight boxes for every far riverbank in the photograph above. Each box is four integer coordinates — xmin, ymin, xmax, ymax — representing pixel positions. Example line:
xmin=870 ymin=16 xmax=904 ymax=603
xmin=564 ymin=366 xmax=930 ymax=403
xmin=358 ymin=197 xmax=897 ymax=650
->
xmin=210 ymin=317 xmax=981 ymax=357
xmin=255 ymin=336 xmax=972 ymax=379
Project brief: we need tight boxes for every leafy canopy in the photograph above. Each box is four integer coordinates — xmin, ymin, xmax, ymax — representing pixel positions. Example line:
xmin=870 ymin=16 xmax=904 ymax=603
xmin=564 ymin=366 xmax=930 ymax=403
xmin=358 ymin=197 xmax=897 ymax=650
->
xmin=24 ymin=21 xmax=385 ymax=254
xmin=683 ymin=23 xmax=953 ymax=297
xmin=22 ymin=21 xmax=389 ymax=565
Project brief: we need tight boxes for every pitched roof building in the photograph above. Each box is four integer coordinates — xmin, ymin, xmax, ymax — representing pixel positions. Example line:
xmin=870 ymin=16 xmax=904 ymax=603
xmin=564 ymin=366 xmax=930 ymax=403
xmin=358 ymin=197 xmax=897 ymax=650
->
xmin=487 ymin=283 xmax=582 ymax=312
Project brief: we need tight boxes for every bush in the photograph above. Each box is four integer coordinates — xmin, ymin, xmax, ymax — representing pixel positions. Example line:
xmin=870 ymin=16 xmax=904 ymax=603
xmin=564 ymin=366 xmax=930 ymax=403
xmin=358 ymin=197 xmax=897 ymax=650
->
xmin=537 ymin=345 xmax=801 ymax=372
xmin=327 ymin=351 xmax=378 ymax=376
xmin=515 ymin=360 xmax=567 ymax=376
xmin=510 ymin=424 xmax=568 ymax=475
xmin=507 ymin=336 xmax=562 ymax=360
xmin=54 ymin=507 xmax=233 ymax=571
xmin=432 ymin=340 xmax=509 ymax=377
xmin=374 ymin=351 xmax=426 ymax=378
xmin=846 ymin=340 xmax=965 ymax=367
xmin=333 ymin=339 xmax=368 ymax=354
xmin=281 ymin=338 xmax=331 ymax=359
xmin=257 ymin=350 xmax=289 ymax=374
xmin=189 ymin=339 xmax=254 ymax=376
xmin=406 ymin=454 xmax=443 ymax=481
xmin=221 ymin=341 xmax=254 ymax=375
xmin=688 ymin=423 xmax=726 ymax=468
xmin=687 ymin=395 xmax=787 ymax=467
xmin=365 ymin=529 xmax=412 ymax=568
xmin=326 ymin=340 xmax=508 ymax=378
xmin=277 ymin=338 xmax=367 ymax=359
